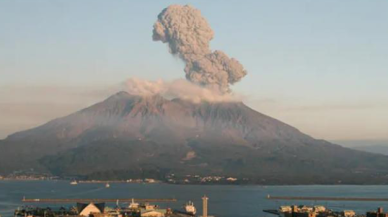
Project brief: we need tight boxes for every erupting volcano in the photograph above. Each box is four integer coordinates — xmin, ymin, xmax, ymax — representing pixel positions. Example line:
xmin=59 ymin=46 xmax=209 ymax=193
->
xmin=1 ymin=5 xmax=388 ymax=184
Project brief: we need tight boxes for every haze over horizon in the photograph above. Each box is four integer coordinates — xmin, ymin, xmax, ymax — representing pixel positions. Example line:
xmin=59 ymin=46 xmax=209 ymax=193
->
xmin=1 ymin=0 xmax=387 ymax=142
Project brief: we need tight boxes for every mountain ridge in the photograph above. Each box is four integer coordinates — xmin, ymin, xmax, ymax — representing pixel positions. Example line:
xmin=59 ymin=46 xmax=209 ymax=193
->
xmin=1 ymin=91 xmax=388 ymax=184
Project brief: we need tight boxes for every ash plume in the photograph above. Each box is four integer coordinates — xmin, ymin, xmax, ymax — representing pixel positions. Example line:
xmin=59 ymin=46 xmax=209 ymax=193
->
xmin=122 ymin=78 xmax=241 ymax=103
xmin=153 ymin=5 xmax=247 ymax=93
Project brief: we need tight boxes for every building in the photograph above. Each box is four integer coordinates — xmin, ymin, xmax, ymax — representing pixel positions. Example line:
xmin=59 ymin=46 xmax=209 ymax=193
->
xmin=141 ymin=210 xmax=166 ymax=217
xmin=367 ymin=208 xmax=388 ymax=217
xmin=77 ymin=203 xmax=105 ymax=216
xmin=342 ymin=210 xmax=356 ymax=217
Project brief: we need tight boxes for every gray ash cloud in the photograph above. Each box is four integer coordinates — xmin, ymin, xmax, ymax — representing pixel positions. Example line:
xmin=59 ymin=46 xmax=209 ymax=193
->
xmin=153 ymin=5 xmax=247 ymax=94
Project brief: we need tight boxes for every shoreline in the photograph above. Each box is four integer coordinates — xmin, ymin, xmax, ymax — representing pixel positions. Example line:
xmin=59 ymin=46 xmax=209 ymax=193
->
xmin=2 ymin=179 xmax=388 ymax=186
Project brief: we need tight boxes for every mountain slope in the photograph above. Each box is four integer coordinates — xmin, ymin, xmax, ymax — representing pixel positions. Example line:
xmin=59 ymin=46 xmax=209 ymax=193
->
xmin=1 ymin=92 xmax=388 ymax=184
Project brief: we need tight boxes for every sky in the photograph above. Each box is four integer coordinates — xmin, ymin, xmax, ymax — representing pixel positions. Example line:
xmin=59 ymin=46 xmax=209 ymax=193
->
xmin=0 ymin=0 xmax=387 ymax=142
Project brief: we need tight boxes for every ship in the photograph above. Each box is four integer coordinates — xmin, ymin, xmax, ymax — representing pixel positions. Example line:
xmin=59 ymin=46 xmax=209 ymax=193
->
xmin=70 ymin=180 xmax=78 ymax=185
xmin=129 ymin=199 xmax=139 ymax=209
xmin=184 ymin=201 xmax=196 ymax=215
xmin=172 ymin=201 xmax=197 ymax=217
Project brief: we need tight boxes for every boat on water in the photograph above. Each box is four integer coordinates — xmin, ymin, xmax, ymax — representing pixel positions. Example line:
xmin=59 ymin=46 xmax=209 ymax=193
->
xmin=70 ymin=180 xmax=78 ymax=185
xmin=184 ymin=201 xmax=196 ymax=215
xmin=172 ymin=201 xmax=197 ymax=217
xmin=105 ymin=183 xmax=110 ymax=188
xmin=129 ymin=199 xmax=140 ymax=209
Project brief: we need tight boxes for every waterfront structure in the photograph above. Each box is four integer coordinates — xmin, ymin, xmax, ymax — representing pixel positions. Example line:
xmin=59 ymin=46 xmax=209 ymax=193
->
xmin=15 ymin=200 xmax=199 ymax=217
xmin=202 ymin=196 xmax=208 ymax=217
xmin=343 ymin=210 xmax=356 ymax=217
xmin=141 ymin=209 xmax=166 ymax=217
xmin=367 ymin=208 xmax=388 ymax=217
xmin=77 ymin=203 xmax=105 ymax=216
xmin=264 ymin=205 xmax=357 ymax=217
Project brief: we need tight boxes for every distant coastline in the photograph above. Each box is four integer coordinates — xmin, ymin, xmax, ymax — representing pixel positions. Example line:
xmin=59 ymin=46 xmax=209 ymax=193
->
xmin=3 ymin=177 xmax=388 ymax=186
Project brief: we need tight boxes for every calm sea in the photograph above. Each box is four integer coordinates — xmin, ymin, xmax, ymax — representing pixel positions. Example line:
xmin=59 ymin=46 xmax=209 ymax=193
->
xmin=1 ymin=181 xmax=388 ymax=217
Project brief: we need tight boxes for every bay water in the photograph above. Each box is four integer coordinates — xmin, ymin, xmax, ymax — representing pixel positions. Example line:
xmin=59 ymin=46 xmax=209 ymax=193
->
xmin=1 ymin=181 xmax=388 ymax=217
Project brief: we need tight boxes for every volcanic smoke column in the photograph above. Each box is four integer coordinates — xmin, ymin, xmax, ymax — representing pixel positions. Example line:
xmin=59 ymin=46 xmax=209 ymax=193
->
xmin=153 ymin=5 xmax=247 ymax=94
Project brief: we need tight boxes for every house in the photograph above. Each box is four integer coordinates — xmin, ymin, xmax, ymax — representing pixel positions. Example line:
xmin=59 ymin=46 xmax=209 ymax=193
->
xmin=141 ymin=210 xmax=165 ymax=217
xmin=77 ymin=203 xmax=105 ymax=216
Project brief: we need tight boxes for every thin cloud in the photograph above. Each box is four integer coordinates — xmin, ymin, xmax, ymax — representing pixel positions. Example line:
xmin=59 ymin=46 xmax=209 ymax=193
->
xmin=286 ymin=102 xmax=388 ymax=112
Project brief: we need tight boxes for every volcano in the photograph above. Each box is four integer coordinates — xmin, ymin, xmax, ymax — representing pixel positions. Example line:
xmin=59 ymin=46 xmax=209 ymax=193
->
xmin=1 ymin=91 xmax=388 ymax=184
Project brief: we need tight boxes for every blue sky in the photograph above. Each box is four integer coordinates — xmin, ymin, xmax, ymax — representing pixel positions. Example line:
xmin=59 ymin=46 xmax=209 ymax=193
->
xmin=0 ymin=0 xmax=387 ymax=141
